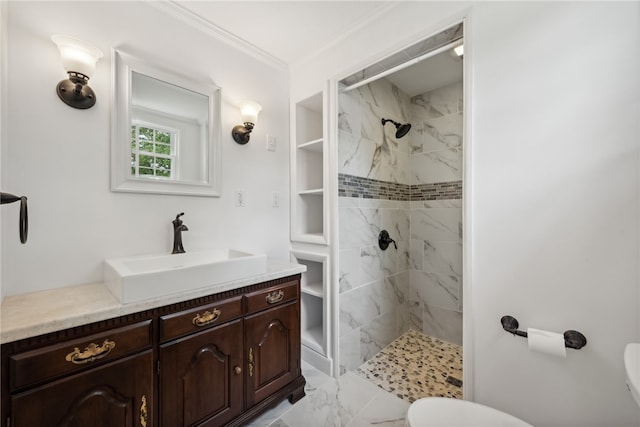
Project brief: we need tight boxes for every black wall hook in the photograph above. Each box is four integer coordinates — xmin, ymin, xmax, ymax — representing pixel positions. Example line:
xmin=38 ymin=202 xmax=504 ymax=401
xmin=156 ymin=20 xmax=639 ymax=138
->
xmin=500 ymin=315 xmax=587 ymax=350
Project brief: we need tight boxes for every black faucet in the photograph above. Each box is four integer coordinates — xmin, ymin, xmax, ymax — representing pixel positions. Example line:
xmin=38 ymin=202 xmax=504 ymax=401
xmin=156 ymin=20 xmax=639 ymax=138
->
xmin=172 ymin=212 xmax=188 ymax=254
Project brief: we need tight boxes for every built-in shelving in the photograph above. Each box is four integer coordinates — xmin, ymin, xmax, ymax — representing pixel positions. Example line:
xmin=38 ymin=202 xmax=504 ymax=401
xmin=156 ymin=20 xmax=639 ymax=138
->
xmin=291 ymin=250 xmax=331 ymax=375
xmin=291 ymin=91 xmax=327 ymax=244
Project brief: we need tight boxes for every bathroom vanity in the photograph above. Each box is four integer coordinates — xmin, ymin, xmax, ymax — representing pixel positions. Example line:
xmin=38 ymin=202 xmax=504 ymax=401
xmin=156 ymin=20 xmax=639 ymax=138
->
xmin=0 ymin=264 xmax=306 ymax=427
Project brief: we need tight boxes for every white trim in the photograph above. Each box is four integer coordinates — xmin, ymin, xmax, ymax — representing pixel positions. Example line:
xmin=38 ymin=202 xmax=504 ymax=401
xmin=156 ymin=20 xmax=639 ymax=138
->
xmin=461 ymin=11 xmax=474 ymax=402
xmin=111 ymin=49 xmax=222 ymax=197
xmin=148 ymin=0 xmax=288 ymax=71
xmin=291 ymin=2 xmax=400 ymax=70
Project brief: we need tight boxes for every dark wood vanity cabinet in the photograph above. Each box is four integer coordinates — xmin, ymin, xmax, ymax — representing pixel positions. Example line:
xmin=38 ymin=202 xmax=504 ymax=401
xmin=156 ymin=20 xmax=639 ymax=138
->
xmin=1 ymin=274 xmax=306 ymax=427
xmin=11 ymin=351 xmax=153 ymax=427
xmin=160 ymin=320 xmax=244 ymax=427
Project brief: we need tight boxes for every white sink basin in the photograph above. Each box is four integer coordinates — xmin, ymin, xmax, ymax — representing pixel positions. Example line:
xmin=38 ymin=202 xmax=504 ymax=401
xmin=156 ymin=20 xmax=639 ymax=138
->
xmin=624 ymin=343 xmax=640 ymax=407
xmin=104 ymin=249 xmax=267 ymax=304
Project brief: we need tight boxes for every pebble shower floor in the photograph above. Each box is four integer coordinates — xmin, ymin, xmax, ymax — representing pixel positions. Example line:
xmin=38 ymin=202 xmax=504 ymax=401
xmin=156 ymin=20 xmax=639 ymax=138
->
xmin=355 ymin=329 xmax=463 ymax=403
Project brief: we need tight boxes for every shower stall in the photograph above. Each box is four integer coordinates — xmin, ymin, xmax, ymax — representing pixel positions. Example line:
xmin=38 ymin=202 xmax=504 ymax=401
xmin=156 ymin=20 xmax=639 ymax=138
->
xmin=335 ymin=23 xmax=464 ymax=375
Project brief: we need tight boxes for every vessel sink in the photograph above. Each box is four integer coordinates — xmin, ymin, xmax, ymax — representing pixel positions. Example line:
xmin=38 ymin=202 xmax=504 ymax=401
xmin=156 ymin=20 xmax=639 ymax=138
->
xmin=624 ymin=343 xmax=640 ymax=407
xmin=104 ymin=249 xmax=267 ymax=303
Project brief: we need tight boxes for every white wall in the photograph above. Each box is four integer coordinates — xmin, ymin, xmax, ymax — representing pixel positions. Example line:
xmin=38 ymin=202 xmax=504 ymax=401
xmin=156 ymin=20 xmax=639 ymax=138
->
xmin=1 ymin=1 xmax=291 ymax=297
xmin=293 ymin=1 xmax=640 ymax=426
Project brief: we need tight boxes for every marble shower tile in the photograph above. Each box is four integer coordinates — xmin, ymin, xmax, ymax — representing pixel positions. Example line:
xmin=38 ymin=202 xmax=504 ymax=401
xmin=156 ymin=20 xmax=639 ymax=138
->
xmin=386 ymin=272 xmax=409 ymax=306
xmin=340 ymin=248 xmax=361 ymax=293
xmin=339 ymin=196 xmax=360 ymax=208
xmin=410 ymin=199 xmax=463 ymax=209
xmin=423 ymin=111 xmax=463 ymax=152
xmin=339 ymin=91 xmax=362 ymax=137
xmin=423 ymin=240 xmax=462 ymax=276
xmin=361 ymin=101 xmax=385 ymax=144
xmin=339 ymin=281 xmax=384 ymax=334
xmin=410 ymin=270 xmax=459 ymax=311
xmin=361 ymin=245 xmax=397 ymax=285
xmin=408 ymin=239 xmax=424 ymax=271
xmin=380 ymin=208 xmax=410 ymax=243
xmin=423 ymin=81 xmax=460 ymax=118
xmin=397 ymin=240 xmax=411 ymax=272
xmin=410 ymin=208 xmax=462 ymax=242
xmin=422 ymin=304 xmax=463 ymax=346
xmin=410 ymin=148 xmax=462 ymax=184
xmin=340 ymin=207 xmax=380 ymax=249
xmin=339 ymin=130 xmax=377 ymax=178
xmin=361 ymin=311 xmax=398 ymax=361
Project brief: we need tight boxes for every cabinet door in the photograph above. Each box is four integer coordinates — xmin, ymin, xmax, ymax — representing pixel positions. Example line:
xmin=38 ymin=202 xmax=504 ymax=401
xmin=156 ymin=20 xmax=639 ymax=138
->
xmin=160 ymin=319 xmax=243 ymax=427
xmin=10 ymin=351 xmax=153 ymax=427
xmin=245 ymin=302 xmax=300 ymax=407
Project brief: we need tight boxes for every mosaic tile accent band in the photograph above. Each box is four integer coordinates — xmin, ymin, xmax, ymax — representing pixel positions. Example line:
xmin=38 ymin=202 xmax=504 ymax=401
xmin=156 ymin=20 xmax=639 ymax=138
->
xmin=338 ymin=173 xmax=462 ymax=201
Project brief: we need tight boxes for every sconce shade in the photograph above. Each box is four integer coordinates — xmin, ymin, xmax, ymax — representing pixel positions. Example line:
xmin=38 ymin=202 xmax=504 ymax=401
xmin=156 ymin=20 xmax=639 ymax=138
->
xmin=232 ymin=100 xmax=262 ymax=144
xmin=52 ymin=35 xmax=103 ymax=78
xmin=52 ymin=35 xmax=103 ymax=109
xmin=239 ymin=100 xmax=262 ymax=125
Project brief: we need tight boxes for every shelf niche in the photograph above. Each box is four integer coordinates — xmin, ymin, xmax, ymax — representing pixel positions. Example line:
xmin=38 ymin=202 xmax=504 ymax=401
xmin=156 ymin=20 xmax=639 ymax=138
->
xmin=291 ymin=91 xmax=327 ymax=244
xmin=291 ymin=250 xmax=331 ymax=375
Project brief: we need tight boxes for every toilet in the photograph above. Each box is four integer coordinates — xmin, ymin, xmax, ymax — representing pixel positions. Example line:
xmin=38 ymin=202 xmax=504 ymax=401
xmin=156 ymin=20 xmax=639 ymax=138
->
xmin=406 ymin=397 xmax=533 ymax=427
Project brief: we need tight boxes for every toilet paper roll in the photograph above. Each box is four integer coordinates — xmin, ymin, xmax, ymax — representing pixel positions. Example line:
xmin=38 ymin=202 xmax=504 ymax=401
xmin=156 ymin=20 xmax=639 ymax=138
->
xmin=527 ymin=328 xmax=567 ymax=357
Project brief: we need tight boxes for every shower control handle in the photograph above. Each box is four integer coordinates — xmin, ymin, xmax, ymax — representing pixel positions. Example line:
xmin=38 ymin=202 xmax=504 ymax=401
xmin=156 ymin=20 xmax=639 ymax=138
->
xmin=378 ymin=230 xmax=397 ymax=251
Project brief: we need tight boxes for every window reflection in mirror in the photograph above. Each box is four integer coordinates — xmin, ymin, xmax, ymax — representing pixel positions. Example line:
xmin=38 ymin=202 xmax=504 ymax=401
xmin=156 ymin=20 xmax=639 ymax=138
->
xmin=111 ymin=50 xmax=221 ymax=197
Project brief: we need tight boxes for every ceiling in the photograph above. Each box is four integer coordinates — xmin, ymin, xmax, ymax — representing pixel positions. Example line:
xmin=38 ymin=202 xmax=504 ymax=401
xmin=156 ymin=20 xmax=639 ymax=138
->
xmin=173 ymin=1 xmax=395 ymax=66
xmin=166 ymin=1 xmax=462 ymax=96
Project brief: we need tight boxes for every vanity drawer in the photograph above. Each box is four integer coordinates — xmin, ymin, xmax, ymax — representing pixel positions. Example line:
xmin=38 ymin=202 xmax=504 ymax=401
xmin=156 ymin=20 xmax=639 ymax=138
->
xmin=159 ymin=295 xmax=243 ymax=342
xmin=9 ymin=320 xmax=152 ymax=391
xmin=245 ymin=280 xmax=299 ymax=314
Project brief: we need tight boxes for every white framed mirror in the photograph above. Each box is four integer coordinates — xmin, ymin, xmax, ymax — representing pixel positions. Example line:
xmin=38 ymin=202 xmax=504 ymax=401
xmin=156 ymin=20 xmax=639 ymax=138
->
xmin=111 ymin=50 xmax=221 ymax=197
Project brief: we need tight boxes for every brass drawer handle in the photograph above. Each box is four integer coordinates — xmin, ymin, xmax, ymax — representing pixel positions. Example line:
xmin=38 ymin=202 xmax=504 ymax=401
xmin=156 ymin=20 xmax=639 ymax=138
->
xmin=248 ymin=347 xmax=254 ymax=377
xmin=265 ymin=289 xmax=284 ymax=304
xmin=140 ymin=394 xmax=148 ymax=427
xmin=192 ymin=308 xmax=221 ymax=327
xmin=65 ymin=339 xmax=116 ymax=364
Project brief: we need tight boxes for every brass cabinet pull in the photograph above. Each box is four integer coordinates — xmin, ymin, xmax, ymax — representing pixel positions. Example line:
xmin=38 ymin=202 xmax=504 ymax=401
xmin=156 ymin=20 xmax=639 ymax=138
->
xmin=140 ymin=394 xmax=148 ymax=427
xmin=65 ymin=339 xmax=116 ymax=364
xmin=234 ymin=366 xmax=242 ymax=375
xmin=248 ymin=347 xmax=254 ymax=377
xmin=192 ymin=308 xmax=221 ymax=327
xmin=265 ymin=289 xmax=284 ymax=304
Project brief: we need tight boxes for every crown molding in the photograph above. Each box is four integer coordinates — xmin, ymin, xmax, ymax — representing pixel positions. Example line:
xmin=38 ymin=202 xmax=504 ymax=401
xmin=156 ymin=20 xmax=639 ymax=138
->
xmin=147 ymin=0 xmax=289 ymax=72
xmin=292 ymin=1 xmax=399 ymax=69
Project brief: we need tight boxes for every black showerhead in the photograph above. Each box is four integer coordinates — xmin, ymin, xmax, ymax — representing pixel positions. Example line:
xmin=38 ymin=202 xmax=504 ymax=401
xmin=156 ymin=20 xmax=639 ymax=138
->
xmin=381 ymin=118 xmax=411 ymax=139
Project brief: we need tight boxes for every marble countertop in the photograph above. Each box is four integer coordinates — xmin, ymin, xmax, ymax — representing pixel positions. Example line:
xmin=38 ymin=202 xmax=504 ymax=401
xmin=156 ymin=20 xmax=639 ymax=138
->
xmin=0 ymin=259 xmax=305 ymax=344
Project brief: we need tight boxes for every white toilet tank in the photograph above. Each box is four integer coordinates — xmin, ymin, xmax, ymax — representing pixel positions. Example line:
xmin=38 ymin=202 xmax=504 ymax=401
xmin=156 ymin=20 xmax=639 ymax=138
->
xmin=406 ymin=397 xmax=534 ymax=427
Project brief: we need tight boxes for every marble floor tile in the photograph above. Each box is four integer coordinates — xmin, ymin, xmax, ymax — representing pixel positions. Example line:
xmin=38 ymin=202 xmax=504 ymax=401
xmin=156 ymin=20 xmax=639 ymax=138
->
xmin=248 ymin=361 xmax=330 ymax=427
xmin=279 ymin=372 xmax=381 ymax=427
xmin=256 ymin=331 xmax=462 ymax=426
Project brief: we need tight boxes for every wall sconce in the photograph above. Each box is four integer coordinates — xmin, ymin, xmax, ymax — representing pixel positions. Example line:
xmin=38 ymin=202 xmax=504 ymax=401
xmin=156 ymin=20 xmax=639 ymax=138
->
xmin=232 ymin=100 xmax=262 ymax=144
xmin=52 ymin=35 xmax=103 ymax=109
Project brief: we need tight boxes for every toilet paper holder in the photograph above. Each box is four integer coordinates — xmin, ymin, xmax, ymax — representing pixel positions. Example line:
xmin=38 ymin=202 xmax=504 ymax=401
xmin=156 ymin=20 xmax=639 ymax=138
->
xmin=500 ymin=315 xmax=587 ymax=350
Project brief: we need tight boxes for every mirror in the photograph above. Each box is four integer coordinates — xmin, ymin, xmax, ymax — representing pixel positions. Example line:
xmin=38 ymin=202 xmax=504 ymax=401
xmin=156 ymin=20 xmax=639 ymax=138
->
xmin=112 ymin=50 xmax=221 ymax=196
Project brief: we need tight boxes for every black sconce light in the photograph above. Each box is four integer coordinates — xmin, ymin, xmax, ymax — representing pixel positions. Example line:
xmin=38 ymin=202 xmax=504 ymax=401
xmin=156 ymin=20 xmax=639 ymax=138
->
xmin=232 ymin=100 xmax=262 ymax=144
xmin=52 ymin=35 xmax=103 ymax=109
